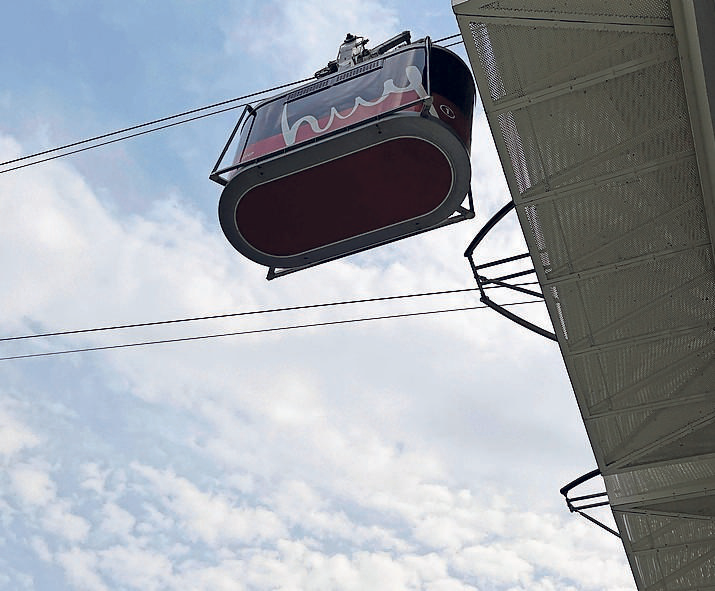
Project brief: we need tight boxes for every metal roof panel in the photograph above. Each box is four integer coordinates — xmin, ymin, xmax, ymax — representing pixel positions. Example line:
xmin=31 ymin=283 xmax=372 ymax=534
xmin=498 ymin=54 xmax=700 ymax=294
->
xmin=454 ymin=1 xmax=715 ymax=588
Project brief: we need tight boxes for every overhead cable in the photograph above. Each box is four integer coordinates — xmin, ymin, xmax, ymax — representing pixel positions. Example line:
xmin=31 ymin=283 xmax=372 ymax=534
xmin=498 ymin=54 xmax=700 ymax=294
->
xmin=0 ymin=299 xmax=544 ymax=361
xmin=434 ymin=33 xmax=463 ymax=49
xmin=1 ymin=284 xmax=540 ymax=343
xmin=0 ymin=77 xmax=314 ymax=174
xmin=434 ymin=33 xmax=462 ymax=43
xmin=2 ymin=287 xmax=480 ymax=342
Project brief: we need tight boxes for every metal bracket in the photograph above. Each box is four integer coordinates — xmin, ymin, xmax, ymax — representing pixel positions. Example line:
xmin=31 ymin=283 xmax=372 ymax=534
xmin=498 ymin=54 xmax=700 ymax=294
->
xmin=464 ymin=200 xmax=557 ymax=341
xmin=209 ymin=105 xmax=253 ymax=186
xmin=420 ymin=96 xmax=434 ymax=117
xmin=560 ymin=469 xmax=620 ymax=538
xmin=315 ymin=30 xmax=412 ymax=78
xmin=371 ymin=30 xmax=412 ymax=57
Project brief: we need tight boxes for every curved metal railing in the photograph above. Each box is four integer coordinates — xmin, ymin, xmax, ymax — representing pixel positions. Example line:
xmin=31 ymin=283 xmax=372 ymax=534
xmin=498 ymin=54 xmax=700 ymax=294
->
xmin=560 ymin=469 xmax=620 ymax=538
xmin=464 ymin=200 xmax=557 ymax=341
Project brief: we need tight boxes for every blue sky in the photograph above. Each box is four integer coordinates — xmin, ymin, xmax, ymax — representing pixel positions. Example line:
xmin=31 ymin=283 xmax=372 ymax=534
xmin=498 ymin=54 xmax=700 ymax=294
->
xmin=1 ymin=1 xmax=633 ymax=589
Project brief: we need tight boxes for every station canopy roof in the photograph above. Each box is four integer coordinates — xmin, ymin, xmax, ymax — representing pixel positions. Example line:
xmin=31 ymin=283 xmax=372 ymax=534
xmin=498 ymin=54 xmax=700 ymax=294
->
xmin=452 ymin=1 xmax=715 ymax=588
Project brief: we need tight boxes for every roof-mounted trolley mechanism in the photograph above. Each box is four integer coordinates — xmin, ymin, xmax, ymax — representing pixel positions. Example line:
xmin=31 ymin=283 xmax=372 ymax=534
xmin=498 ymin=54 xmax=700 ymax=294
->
xmin=464 ymin=201 xmax=557 ymax=341
xmin=210 ymin=32 xmax=476 ymax=279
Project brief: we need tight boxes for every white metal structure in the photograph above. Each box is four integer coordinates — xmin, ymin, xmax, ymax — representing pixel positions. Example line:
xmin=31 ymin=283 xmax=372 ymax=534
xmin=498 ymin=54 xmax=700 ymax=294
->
xmin=452 ymin=1 xmax=715 ymax=589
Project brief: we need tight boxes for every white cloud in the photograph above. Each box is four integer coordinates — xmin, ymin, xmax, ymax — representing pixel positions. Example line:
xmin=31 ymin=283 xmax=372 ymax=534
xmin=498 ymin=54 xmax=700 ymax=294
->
xmin=173 ymin=561 xmax=247 ymax=591
xmin=412 ymin=511 xmax=486 ymax=551
xmin=97 ymin=544 xmax=174 ymax=591
xmin=133 ymin=464 xmax=287 ymax=547
xmin=30 ymin=536 xmax=53 ymax=563
xmin=0 ymin=403 xmax=39 ymax=459
xmin=8 ymin=463 xmax=90 ymax=543
xmin=42 ymin=501 xmax=91 ymax=542
xmin=56 ymin=548 xmax=108 ymax=591
xmin=0 ymin=571 xmax=33 ymax=591
xmin=452 ymin=544 xmax=534 ymax=585
xmin=236 ymin=541 xmax=414 ymax=591
xmin=135 ymin=502 xmax=176 ymax=535
xmin=223 ymin=0 xmax=401 ymax=79
xmin=0 ymin=137 xmax=120 ymax=332
xmin=9 ymin=463 xmax=56 ymax=506
xmin=79 ymin=463 xmax=111 ymax=496
xmin=100 ymin=501 xmax=136 ymax=538
xmin=269 ymin=479 xmax=408 ymax=552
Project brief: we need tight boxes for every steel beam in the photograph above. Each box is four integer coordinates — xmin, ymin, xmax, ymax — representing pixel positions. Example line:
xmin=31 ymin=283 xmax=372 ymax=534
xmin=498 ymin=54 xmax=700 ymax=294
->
xmin=643 ymin=546 xmax=715 ymax=591
xmin=587 ymin=388 xmax=715 ymax=419
xmin=542 ymin=242 xmax=712 ymax=286
xmin=583 ymin=338 xmax=715 ymax=413
xmin=491 ymin=49 xmax=678 ymax=115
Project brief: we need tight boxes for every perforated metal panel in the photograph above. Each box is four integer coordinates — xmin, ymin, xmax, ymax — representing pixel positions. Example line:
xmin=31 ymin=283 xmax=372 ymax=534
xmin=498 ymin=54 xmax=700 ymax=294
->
xmin=455 ymin=0 xmax=672 ymax=23
xmin=454 ymin=1 xmax=715 ymax=589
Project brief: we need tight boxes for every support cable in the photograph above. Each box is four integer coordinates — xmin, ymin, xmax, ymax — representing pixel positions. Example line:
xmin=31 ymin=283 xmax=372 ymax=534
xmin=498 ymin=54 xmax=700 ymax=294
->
xmin=0 ymin=284 xmax=538 ymax=344
xmin=0 ymin=300 xmax=542 ymax=362
xmin=0 ymin=77 xmax=314 ymax=174
xmin=434 ymin=33 xmax=462 ymax=43
xmin=1 ymin=287 xmax=480 ymax=343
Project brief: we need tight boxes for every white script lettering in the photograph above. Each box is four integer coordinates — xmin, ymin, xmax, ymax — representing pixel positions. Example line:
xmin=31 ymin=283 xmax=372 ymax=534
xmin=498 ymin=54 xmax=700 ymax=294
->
xmin=280 ymin=65 xmax=431 ymax=146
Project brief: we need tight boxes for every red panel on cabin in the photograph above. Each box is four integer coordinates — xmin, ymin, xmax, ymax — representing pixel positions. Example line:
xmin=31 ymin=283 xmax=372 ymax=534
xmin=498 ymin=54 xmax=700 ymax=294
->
xmin=235 ymin=137 xmax=452 ymax=256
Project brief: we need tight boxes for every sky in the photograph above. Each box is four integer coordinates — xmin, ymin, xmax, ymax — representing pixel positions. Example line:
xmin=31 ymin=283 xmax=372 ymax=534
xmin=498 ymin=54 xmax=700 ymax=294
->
xmin=0 ymin=1 xmax=634 ymax=590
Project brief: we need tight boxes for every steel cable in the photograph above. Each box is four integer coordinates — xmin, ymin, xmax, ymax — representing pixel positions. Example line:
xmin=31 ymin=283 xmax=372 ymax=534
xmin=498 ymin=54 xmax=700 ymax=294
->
xmin=0 ymin=299 xmax=544 ymax=361
xmin=0 ymin=77 xmax=314 ymax=174
xmin=0 ymin=283 xmax=540 ymax=344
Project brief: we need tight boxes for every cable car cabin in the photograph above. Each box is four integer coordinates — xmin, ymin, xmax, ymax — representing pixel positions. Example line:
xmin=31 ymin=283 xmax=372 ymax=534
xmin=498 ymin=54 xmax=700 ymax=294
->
xmin=210 ymin=32 xmax=476 ymax=279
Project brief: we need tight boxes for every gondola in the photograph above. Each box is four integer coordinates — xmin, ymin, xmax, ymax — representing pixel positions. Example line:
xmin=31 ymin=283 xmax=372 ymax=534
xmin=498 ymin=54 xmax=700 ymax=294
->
xmin=210 ymin=31 xmax=476 ymax=279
